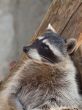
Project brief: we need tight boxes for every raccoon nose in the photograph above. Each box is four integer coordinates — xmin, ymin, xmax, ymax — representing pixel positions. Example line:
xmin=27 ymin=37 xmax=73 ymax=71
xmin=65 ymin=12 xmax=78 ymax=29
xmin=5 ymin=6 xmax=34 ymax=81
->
xmin=23 ymin=46 xmax=29 ymax=53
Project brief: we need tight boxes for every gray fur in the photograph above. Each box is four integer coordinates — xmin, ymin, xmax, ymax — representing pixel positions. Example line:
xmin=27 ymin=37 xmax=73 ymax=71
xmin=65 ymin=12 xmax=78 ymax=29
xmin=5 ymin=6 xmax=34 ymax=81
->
xmin=16 ymin=59 xmax=82 ymax=110
xmin=0 ymin=58 xmax=82 ymax=110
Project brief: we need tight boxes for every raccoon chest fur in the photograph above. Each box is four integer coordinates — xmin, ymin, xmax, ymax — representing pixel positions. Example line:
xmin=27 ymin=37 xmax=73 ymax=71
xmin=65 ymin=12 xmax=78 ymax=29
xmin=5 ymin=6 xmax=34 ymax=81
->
xmin=15 ymin=60 xmax=81 ymax=109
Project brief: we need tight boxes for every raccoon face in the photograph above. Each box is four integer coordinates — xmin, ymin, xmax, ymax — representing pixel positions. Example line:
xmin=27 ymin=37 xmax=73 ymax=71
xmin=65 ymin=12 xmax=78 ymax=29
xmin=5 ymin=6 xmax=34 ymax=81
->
xmin=23 ymin=26 xmax=76 ymax=64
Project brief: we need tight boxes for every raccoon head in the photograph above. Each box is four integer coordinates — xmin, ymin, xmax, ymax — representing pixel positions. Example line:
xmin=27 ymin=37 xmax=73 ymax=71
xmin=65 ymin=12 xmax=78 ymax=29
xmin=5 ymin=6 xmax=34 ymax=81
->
xmin=23 ymin=24 xmax=76 ymax=64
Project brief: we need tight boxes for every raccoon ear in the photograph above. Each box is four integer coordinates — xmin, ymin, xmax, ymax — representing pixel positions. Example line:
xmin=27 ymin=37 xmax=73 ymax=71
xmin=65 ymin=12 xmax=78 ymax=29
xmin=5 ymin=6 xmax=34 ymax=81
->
xmin=66 ymin=38 xmax=77 ymax=54
xmin=47 ymin=24 xmax=56 ymax=33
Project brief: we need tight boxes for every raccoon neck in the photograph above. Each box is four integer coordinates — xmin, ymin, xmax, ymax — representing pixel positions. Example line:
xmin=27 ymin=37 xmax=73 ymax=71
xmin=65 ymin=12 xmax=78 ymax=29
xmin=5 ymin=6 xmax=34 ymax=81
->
xmin=52 ymin=56 xmax=81 ymax=105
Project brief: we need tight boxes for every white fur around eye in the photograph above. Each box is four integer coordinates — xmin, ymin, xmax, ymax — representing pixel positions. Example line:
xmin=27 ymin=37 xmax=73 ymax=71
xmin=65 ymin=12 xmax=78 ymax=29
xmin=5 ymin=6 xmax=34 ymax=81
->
xmin=43 ymin=39 xmax=63 ymax=58
xmin=28 ymin=49 xmax=41 ymax=61
xmin=38 ymin=36 xmax=44 ymax=40
xmin=42 ymin=39 xmax=48 ymax=43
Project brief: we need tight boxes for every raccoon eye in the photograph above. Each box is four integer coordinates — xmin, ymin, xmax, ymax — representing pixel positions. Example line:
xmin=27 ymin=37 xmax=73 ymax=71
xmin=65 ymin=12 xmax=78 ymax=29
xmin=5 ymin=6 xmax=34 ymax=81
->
xmin=44 ymin=46 xmax=49 ymax=50
xmin=40 ymin=43 xmax=49 ymax=50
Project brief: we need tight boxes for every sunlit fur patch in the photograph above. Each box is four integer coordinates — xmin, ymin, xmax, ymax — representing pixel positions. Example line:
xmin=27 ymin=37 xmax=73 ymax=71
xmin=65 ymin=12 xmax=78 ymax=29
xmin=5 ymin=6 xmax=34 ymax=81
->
xmin=47 ymin=23 xmax=56 ymax=33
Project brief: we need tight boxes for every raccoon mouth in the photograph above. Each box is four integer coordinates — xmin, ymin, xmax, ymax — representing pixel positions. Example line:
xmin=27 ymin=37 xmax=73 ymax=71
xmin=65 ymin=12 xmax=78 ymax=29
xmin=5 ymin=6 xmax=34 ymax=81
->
xmin=40 ymin=55 xmax=54 ymax=63
xmin=27 ymin=53 xmax=54 ymax=63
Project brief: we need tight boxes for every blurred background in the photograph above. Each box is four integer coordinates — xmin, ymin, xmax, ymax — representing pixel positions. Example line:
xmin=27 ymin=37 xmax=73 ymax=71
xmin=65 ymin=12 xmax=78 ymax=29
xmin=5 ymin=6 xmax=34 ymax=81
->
xmin=0 ymin=0 xmax=52 ymax=81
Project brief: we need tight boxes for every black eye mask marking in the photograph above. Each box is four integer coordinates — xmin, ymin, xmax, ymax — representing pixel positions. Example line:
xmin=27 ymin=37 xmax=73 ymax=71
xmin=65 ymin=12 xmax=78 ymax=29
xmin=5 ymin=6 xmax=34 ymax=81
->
xmin=27 ymin=34 xmax=65 ymax=63
xmin=38 ymin=43 xmax=60 ymax=63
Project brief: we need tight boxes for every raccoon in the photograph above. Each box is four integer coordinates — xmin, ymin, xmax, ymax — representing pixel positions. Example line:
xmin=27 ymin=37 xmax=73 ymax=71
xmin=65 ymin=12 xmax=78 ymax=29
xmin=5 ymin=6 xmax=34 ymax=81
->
xmin=0 ymin=25 xmax=82 ymax=110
